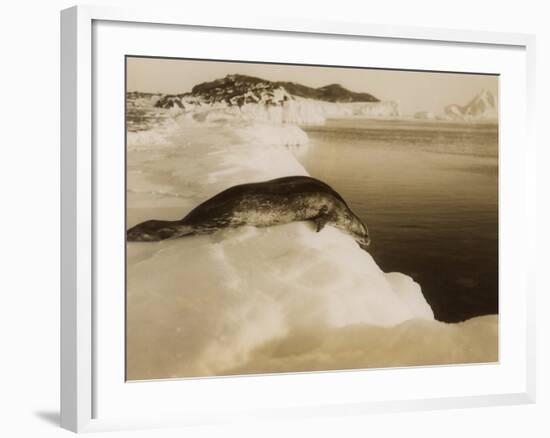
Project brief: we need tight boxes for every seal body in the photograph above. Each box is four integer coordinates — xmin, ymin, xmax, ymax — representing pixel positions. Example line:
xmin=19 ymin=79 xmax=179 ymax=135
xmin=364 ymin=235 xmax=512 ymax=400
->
xmin=127 ymin=176 xmax=370 ymax=248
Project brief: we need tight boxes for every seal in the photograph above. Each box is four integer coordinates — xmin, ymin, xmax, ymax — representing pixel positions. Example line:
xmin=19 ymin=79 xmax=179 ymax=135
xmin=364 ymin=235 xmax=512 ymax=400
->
xmin=126 ymin=176 xmax=371 ymax=249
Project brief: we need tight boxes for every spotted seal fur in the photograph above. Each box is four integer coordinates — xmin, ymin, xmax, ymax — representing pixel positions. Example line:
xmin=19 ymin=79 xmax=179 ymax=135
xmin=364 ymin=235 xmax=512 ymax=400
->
xmin=127 ymin=176 xmax=370 ymax=249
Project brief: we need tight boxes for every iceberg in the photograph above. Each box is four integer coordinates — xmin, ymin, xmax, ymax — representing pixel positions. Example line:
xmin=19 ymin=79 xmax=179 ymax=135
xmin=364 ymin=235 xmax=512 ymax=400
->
xmin=126 ymin=94 xmax=498 ymax=380
xmin=444 ymin=89 xmax=498 ymax=121
xmin=414 ymin=110 xmax=437 ymax=120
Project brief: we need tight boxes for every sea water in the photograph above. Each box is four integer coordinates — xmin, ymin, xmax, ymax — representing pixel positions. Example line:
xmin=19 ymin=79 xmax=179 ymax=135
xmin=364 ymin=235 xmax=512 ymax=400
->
xmin=299 ymin=118 xmax=498 ymax=322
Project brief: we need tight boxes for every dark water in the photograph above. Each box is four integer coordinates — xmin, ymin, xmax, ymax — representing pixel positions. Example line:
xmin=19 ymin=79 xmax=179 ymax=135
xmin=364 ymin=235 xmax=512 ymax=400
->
xmin=299 ymin=119 xmax=498 ymax=323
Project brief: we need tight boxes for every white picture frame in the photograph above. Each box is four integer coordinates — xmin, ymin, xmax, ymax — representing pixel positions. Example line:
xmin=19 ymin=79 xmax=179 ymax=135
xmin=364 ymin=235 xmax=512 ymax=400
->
xmin=60 ymin=4 xmax=536 ymax=433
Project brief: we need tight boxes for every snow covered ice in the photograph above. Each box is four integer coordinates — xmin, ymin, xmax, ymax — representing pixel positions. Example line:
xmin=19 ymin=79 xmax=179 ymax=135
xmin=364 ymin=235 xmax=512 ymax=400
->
xmin=126 ymin=103 xmax=498 ymax=380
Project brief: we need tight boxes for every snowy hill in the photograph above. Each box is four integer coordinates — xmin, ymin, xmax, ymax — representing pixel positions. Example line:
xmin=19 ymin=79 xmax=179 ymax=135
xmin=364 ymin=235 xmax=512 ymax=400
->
xmin=444 ymin=89 xmax=498 ymax=121
xmin=150 ymin=74 xmax=399 ymax=124
xmin=156 ymin=74 xmax=379 ymax=107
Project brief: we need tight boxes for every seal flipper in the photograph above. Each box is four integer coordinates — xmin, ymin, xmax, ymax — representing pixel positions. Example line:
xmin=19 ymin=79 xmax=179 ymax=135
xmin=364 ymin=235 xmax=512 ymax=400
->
xmin=172 ymin=224 xmax=195 ymax=239
xmin=312 ymin=206 xmax=330 ymax=232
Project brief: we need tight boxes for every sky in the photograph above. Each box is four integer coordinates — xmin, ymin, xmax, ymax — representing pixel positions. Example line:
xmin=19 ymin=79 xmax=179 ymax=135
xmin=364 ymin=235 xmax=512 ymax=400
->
xmin=127 ymin=57 xmax=498 ymax=115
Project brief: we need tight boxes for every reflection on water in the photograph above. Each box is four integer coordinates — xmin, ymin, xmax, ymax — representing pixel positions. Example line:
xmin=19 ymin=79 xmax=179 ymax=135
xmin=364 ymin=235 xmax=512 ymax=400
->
xmin=299 ymin=119 xmax=498 ymax=322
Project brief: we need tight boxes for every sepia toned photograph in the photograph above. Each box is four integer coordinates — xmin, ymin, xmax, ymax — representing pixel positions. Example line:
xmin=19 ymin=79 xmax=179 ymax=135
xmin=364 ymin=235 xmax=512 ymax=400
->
xmin=125 ymin=56 xmax=498 ymax=381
